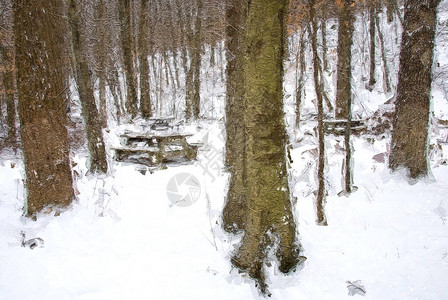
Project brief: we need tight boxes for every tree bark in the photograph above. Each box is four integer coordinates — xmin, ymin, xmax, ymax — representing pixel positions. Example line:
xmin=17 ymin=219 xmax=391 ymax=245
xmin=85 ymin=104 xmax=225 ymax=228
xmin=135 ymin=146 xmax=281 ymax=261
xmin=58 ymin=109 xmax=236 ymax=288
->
xmin=67 ymin=0 xmax=108 ymax=174
xmin=0 ymin=44 xmax=16 ymax=143
xmin=310 ymin=0 xmax=328 ymax=226
xmin=97 ymin=0 xmax=108 ymax=128
xmin=139 ymin=0 xmax=152 ymax=119
xmin=368 ymin=0 xmax=377 ymax=90
xmin=335 ymin=0 xmax=355 ymax=119
xmin=389 ymin=0 xmax=441 ymax=179
xmin=230 ymin=0 xmax=302 ymax=292
xmin=14 ymin=0 xmax=74 ymax=216
xmin=222 ymin=0 xmax=248 ymax=232
xmin=119 ymin=0 xmax=138 ymax=118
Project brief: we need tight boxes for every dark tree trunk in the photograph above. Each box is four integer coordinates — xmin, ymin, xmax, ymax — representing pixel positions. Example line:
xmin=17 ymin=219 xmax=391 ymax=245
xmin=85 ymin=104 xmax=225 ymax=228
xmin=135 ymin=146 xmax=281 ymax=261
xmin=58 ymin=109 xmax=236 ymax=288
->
xmin=222 ymin=0 xmax=248 ymax=233
xmin=368 ymin=0 xmax=377 ymax=90
xmin=14 ymin=0 xmax=74 ymax=216
xmin=389 ymin=0 xmax=441 ymax=179
xmin=376 ymin=5 xmax=392 ymax=94
xmin=97 ymin=0 xmax=108 ymax=128
xmin=295 ymin=28 xmax=306 ymax=128
xmin=335 ymin=0 xmax=355 ymax=119
xmin=119 ymin=0 xmax=138 ymax=118
xmin=139 ymin=0 xmax=152 ymax=119
xmin=67 ymin=0 xmax=108 ymax=174
xmin=185 ymin=0 xmax=202 ymax=121
xmin=0 ymin=44 xmax=16 ymax=143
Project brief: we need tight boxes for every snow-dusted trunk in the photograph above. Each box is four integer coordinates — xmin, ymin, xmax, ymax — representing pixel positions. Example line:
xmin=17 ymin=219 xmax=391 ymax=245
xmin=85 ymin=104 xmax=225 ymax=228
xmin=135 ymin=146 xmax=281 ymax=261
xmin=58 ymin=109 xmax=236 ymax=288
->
xmin=389 ymin=0 xmax=441 ymax=179
xmin=14 ymin=0 xmax=74 ymax=216
xmin=368 ymin=0 xmax=377 ymax=90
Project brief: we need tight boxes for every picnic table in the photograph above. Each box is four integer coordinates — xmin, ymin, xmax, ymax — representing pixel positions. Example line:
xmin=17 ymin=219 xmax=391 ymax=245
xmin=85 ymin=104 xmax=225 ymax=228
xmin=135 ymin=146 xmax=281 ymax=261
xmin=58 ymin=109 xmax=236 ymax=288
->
xmin=323 ymin=119 xmax=365 ymax=136
xmin=112 ymin=131 xmax=200 ymax=166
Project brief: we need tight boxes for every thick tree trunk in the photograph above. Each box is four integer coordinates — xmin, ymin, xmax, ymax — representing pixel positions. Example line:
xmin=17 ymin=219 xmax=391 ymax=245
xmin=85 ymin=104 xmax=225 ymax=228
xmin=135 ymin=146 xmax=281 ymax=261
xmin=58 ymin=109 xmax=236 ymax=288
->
xmin=335 ymin=0 xmax=355 ymax=119
xmin=67 ymin=0 xmax=108 ymax=174
xmin=14 ymin=0 xmax=74 ymax=216
xmin=389 ymin=0 xmax=440 ymax=179
xmin=119 ymin=0 xmax=138 ymax=118
xmin=222 ymin=0 xmax=248 ymax=232
xmin=230 ymin=0 xmax=302 ymax=292
xmin=139 ymin=0 xmax=152 ymax=119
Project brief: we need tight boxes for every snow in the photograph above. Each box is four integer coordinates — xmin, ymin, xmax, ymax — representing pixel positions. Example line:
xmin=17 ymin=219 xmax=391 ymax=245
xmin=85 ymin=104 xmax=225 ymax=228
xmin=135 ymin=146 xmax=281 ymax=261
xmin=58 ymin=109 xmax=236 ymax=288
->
xmin=2 ymin=2 xmax=448 ymax=299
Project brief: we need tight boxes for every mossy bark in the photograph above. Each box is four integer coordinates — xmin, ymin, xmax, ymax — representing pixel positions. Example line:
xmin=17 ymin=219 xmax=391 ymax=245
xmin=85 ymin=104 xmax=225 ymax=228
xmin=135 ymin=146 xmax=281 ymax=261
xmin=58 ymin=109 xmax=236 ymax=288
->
xmin=14 ymin=0 xmax=74 ymax=216
xmin=222 ymin=0 xmax=248 ymax=233
xmin=229 ymin=0 xmax=302 ymax=290
xmin=68 ymin=0 xmax=108 ymax=175
xmin=389 ymin=0 xmax=441 ymax=179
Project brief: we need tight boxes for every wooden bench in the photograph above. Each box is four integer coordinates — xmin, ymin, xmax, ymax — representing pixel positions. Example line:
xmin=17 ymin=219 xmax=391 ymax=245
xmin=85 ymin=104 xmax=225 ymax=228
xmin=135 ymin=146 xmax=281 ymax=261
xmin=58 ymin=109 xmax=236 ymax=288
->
xmin=113 ymin=132 xmax=199 ymax=166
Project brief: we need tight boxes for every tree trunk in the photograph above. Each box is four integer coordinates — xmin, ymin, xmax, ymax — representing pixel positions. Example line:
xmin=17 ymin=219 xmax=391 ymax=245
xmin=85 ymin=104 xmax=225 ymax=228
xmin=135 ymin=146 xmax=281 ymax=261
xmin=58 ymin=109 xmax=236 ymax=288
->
xmin=67 ymin=0 xmax=108 ymax=174
xmin=186 ymin=0 xmax=202 ymax=121
xmin=0 ymin=44 xmax=16 ymax=143
xmin=376 ymin=5 xmax=392 ymax=94
xmin=119 ymin=0 xmax=138 ymax=118
xmin=230 ymin=0 xmax=302 ymax=293
xmin=14 ymin=0 xmax=74 ymax=216
xmin=310 ymin=0 xmax=328 ymax=226
xmin=295 ymin=28 xmax=306 ymax=128
xmin=335 ymin=0 xmax=355 ymax=119
xmin=389 ymin=0 xmax=441 ymax=179
xmin=222 ymin=0 xmax=248 ymax=233
xmin=139 ymin=0 xmax=152 ymax=119
xmin=368 ymin=0 xmax=377 ymax=90
xmin=97 ymin=0 xmax=108 ymax=128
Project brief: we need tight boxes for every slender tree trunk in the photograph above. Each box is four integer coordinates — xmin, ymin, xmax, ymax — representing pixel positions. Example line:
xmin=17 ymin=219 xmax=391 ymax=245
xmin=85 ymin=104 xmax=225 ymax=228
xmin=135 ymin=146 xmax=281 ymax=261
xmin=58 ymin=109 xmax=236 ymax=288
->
xmin=119 ymin=0 xmax=138 ymax=118
xmin=295 ymin=28 xmax=306 ymax=128
xmin=335 ymin=0 xmax=355 ymax=119
xmin=389 ymin=0 xmax=441 ymax=179
xmin=97 ymin=0 xmax=108 ymax=128
xmin=67 ymin=0 xmax=108 ymax=174
xmin=310 ymin=0 xmax=327 ymax=226
xmin=14 ymin=0 xmax=74 ymax=216
xmin=139 ymin=0 xmax=152 ymax=119
xmin=230 ymin=0 xmax=302 ymax=293
xmin=376 ymin=6 xmax=391 ymax=93
xmin=368 ymin=0 xmax=376 ymax=90
xmin=321 ymin=5 xmax=329 ymax=72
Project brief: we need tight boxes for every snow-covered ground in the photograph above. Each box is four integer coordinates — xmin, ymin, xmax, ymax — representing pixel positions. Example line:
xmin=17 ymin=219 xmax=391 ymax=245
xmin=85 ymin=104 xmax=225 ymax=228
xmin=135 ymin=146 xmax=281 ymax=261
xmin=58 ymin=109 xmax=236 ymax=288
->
xmin=1 ymin=119 xmax=448 ymax=299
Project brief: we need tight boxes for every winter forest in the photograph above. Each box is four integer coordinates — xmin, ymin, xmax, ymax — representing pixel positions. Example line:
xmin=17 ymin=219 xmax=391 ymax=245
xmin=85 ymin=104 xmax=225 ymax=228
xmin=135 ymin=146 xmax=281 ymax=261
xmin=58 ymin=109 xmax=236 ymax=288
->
xmin=1 ymin=0 xmax=448 ymax=298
